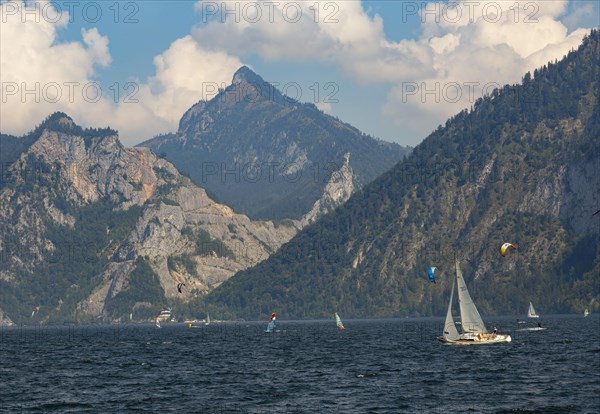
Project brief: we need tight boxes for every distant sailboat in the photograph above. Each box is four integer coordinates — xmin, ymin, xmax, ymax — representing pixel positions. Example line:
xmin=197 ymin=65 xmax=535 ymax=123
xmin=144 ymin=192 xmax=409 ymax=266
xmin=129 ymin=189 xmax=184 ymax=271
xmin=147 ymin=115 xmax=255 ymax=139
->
xmin=205 ymin=312 xmax=211 ymax=326
xmin=335 ymin=312 xmax=345 ymax=330
xmin=265 ymin=312 xmax=276 ymax=333
xmin=584 ymin=308 xmax=590 ymax=317
xmin=527 ymin=302 xmax=540 ymax=318
xmin=438 ymin=258 xmax=511 ymax=345
xmin=155 ymin=319 xmax=161 ymax=328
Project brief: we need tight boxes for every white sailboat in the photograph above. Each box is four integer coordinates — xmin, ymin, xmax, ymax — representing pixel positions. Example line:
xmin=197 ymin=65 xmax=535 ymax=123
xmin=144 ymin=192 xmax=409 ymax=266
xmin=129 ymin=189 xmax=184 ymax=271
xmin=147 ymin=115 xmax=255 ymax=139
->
xmin=584 ymin=308 xmax=590 ymax=317
xmin=335 ymin=312 xmax=345 ymax=330
xmin=527 ymin=302 xmax=540 ymax=318
xmin=205 ymin=312 xmax=211 ymax=326
xmin=438 ymin=259 xmax=511 ymax=345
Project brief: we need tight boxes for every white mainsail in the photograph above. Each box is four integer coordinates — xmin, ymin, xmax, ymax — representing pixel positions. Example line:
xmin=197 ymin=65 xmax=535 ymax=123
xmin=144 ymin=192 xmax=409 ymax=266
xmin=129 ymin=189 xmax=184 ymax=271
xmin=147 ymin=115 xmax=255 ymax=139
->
xmin=335 ymin=313 xmax=345 ymax=330
xmin=443 ymin=278 xmax=460 ymax=341
xmin=455 ymin=259 xmax=487 ymax=334
xmin=527 ymin=302 xmax=539 ymax=318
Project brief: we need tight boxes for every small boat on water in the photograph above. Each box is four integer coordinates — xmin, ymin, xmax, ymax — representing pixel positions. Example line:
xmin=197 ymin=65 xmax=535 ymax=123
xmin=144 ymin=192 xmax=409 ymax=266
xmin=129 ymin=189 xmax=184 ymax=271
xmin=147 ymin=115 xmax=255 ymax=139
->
xmin=518 ymin=323 xmax=546 ymax=332
xmin=584 ymin=308 xmax=590 ymax=317
xmin=205 ymin=312 xmax=211 ymax=326
xmin=265 ymin=312 xmax=276 ymax=333
xmin=528 ymin=302 xmax=540 ymax=318
xmin=335 ymin=312 xmax=345 ymax=330
xmin=438 ymin=258 xmax=511 ymax=345
xmin=155 ymin=307 xmax=175 ymax=327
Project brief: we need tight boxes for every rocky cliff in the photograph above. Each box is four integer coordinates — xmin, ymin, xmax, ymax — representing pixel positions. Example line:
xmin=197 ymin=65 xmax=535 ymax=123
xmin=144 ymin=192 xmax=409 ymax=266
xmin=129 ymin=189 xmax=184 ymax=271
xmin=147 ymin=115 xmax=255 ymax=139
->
xmin=0 ymin=113 xmax=296 ymax=324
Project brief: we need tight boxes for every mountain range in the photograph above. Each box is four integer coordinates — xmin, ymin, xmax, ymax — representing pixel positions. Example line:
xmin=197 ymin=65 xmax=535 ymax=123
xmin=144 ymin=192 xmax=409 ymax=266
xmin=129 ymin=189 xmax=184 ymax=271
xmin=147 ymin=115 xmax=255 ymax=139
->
xmin=0 ymin=66 xmax=409 ymax=325
xmin=139 ymin=66 xmax=408 ymax=221
xmin=1 ymin=32 xmax=598 ymax=325
xmin=0 ymin=114 xmax=296 ymax=325
xmin=205 ymin=30 xmax=600 ymax=320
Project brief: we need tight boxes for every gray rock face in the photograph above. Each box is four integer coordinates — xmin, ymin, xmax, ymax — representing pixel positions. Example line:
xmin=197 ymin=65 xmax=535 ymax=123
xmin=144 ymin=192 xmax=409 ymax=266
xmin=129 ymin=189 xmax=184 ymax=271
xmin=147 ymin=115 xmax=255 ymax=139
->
xmin=301 ymin=153 xmax=355 ymax=227
xmin=0 ymin=308 xmax=15 ymax=326
xmin=0 ymin=114 xmax=296 ymax=323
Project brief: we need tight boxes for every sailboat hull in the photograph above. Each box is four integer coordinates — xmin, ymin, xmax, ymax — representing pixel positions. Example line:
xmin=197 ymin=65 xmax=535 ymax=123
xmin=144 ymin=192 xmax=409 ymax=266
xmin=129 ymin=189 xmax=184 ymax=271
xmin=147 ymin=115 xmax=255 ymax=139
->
xmin=437 ymin=334 xmax=511 ymax=345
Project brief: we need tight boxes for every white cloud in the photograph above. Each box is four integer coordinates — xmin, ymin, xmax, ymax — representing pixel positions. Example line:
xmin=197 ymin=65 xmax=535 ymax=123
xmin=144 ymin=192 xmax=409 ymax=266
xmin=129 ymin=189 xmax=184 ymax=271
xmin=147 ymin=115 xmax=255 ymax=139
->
xmin=0 ymin=1 xmax=113 ymax=135
xmin=191 ymin=1 xmax=433 ymax=81
xmin=383 ymin=1 xmax=589 ymax=138
xmin=0 ymin=0 xmax=594 ymax=146
xmin=0 ymin=1 xmax=244 ymax=145
xmin=316 ymin=101 xmax=332 ymax=114
xmin=139 ymin=35 xmax=243 ymax=125
xmin=189 ymin=0 xmax=592 ymax=143
xmin=81 ymin=27 xmax=111 ymax=67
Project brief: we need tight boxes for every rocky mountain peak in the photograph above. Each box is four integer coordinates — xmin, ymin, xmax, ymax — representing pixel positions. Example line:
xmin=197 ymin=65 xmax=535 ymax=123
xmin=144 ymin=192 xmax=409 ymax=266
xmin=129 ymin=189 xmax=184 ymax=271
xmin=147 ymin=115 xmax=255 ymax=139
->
xmin=232 ymin=65 xmax=265 ymax=86
xmin=40 ymin=112 xmax=75 ymax=129
xmin=139 ymin=67 xmax=406 ymax=221
xmin=227 ymin=65 xmax=286 ymax=107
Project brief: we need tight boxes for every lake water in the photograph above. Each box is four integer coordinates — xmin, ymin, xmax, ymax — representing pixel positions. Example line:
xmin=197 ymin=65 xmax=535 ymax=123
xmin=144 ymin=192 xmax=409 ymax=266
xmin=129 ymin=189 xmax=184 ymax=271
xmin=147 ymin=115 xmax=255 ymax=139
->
xmin=1 ymin=315 xmax=598 ymax=413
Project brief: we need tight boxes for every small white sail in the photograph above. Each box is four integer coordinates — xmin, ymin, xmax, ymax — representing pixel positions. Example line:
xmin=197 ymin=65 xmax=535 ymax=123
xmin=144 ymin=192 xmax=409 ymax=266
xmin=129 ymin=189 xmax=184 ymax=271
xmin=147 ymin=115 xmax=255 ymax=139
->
xmin=455 ymin=259 xmax=487 ymax=334
xmin=527 ymin=302 xmax=539 ymax=318
xmin=205 ymin=312 xmax=211 ymax=326
xmin=584 ymin=308 xmax=589 ymax=317
xmin=443 ymin=278 xmax=460 ymax=341
xmin=335 ymin=313 xmax=345 ymax=330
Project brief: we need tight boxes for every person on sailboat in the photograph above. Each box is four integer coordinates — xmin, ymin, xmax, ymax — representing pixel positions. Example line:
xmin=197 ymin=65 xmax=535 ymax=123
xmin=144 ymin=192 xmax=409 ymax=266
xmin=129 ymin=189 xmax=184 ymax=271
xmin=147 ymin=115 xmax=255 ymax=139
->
xmin=492 ymin=326 xmax=497 ymax=337
xmin=537 ymin=322 xmax=542 ymax=328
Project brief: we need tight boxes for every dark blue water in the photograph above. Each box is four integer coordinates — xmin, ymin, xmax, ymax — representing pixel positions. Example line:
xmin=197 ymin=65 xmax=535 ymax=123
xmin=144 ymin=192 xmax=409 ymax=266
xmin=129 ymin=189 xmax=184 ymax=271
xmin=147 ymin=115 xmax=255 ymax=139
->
xmin=1 ymin=315 xmax=599 ymax=413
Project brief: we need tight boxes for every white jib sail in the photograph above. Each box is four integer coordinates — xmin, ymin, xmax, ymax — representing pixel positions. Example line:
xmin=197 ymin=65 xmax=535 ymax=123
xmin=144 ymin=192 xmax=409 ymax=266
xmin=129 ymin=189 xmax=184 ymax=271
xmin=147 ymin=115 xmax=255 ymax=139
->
xmin=528 ymin=302 xmax=538 ymax=318
xmin=443 ymin=277 xmax=460 ymax=341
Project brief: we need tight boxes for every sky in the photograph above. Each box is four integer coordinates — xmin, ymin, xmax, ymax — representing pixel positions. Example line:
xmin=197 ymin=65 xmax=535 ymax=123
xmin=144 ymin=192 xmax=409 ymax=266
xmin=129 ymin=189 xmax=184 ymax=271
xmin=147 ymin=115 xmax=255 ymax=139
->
xmin=0 ymin=0 xmax=598 ymax=147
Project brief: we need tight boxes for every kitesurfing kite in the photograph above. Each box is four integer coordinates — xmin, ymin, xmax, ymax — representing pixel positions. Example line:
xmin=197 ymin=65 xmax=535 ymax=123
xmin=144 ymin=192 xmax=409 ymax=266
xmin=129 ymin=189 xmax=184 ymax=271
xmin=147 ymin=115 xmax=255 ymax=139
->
xmin=177 ymin=283 xmax=185 ymax=293
xmin=500 ymin=243 xmax=517 ymax=257
xmin=427 ymin=267 xmax=441 ymax=284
